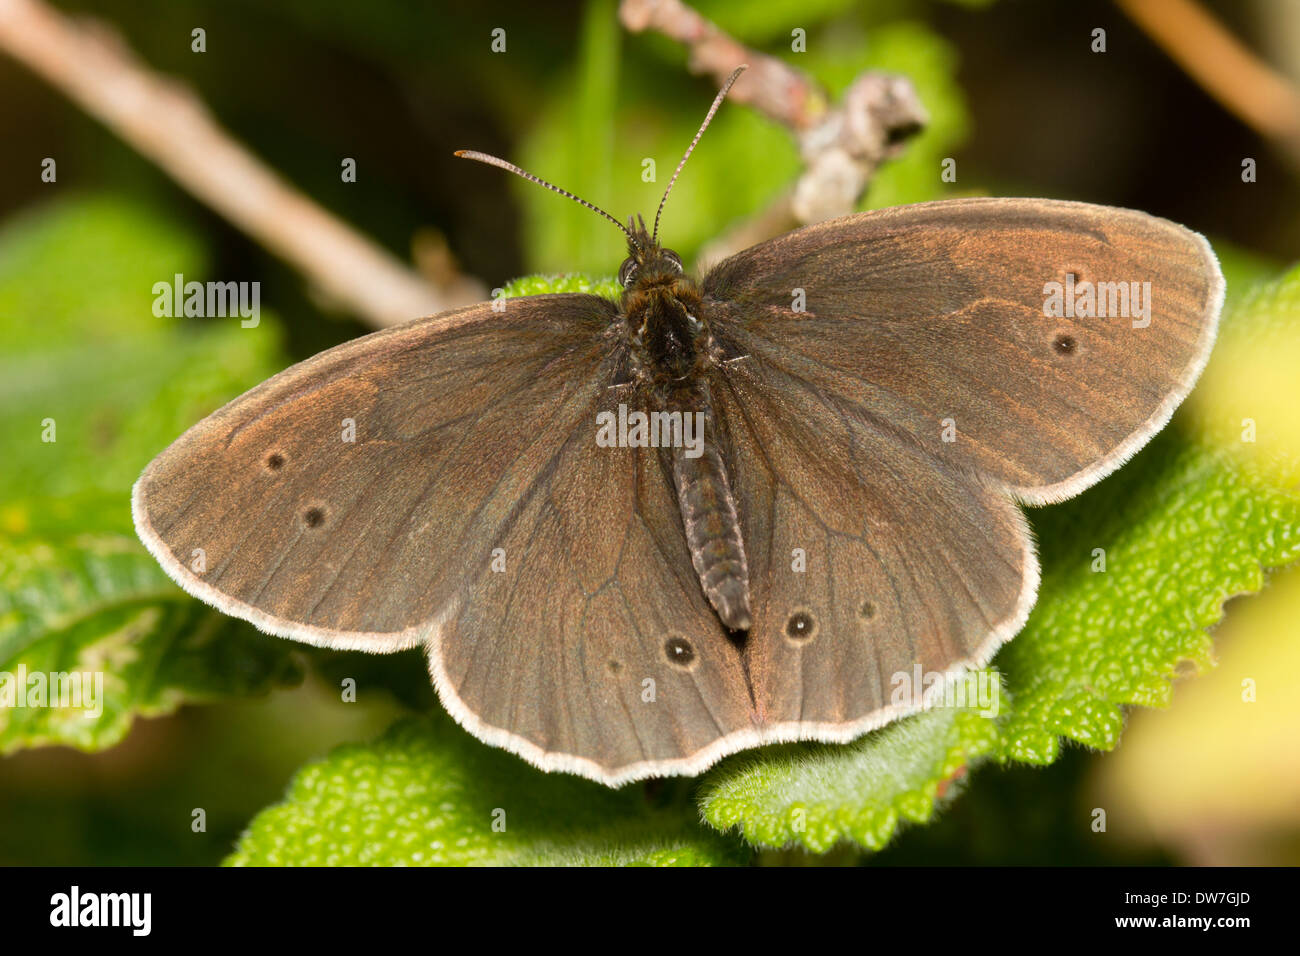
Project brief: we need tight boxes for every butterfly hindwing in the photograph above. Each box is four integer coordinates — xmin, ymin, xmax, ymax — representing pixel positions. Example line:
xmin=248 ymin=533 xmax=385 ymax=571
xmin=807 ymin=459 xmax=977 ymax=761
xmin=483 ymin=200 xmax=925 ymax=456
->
xmin=429 ymin=384 xmax=755 ymax=784
xmin=708 ymin=351 xmax=1034 ymax=732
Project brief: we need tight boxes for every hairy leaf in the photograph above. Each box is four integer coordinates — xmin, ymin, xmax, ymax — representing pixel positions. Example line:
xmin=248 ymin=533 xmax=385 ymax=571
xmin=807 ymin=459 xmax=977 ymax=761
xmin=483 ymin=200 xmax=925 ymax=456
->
xmin=227 ymin=716 xmax=749 ymax=866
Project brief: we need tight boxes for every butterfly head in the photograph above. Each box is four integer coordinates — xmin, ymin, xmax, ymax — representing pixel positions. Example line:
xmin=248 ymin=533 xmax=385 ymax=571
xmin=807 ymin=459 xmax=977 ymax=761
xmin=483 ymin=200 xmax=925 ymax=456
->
xmin=618 ymin=215 xmax=685 ymax=290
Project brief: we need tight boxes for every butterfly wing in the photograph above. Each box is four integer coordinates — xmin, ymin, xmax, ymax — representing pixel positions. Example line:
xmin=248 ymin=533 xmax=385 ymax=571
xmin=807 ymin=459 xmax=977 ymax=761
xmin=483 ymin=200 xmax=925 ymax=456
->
xmin=702 ymin=197 xmax=1223 ymax=504
xmin=134 ymin=294 xmax=754 ymax=782
xmin=428 ymin=385 xmax=755 ymax=785
xmin=696 ymin=197 xmax=1221 ymax=734
xmin=707 ymin=353 xmax=1033 ymax=734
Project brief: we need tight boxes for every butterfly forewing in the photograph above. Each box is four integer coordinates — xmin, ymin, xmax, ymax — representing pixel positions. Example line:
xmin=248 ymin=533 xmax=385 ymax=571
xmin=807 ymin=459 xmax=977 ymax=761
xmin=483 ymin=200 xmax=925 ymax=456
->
xmin=134 ymin=295 xmax=620 ymax=647
xmin=702 ymin=198 xmax=1223 ymax=504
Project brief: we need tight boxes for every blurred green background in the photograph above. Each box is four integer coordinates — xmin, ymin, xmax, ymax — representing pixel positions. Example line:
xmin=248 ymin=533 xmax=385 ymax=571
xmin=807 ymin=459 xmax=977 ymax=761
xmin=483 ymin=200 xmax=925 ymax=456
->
xmin=1 ymin=0 xmax=1298 ymax=865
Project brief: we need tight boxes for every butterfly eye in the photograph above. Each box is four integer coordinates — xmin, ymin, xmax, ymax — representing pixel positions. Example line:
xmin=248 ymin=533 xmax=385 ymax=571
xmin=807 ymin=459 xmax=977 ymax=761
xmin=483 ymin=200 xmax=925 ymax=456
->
xmin=618 ymin=257 xmax=639 ymax=287
xmin=662 ymin=249 xmax=684 ymax=274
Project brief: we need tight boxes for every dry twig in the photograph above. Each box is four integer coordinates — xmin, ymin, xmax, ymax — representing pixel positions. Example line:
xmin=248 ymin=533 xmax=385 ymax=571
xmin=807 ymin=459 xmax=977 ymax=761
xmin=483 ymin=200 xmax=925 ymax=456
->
xmin=621 ymin=0 xmax=927 ymax=262
xmin=1118 ymin=0 xmax=1300 ymax=171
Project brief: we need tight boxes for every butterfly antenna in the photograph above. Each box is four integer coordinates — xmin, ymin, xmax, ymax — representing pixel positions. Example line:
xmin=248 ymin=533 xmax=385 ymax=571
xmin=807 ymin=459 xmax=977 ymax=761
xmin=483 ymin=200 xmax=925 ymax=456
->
xmin=652 ymin=64 xmax=747 ymax=245
xmin=454 ymin=150 xmax=633 ymax=241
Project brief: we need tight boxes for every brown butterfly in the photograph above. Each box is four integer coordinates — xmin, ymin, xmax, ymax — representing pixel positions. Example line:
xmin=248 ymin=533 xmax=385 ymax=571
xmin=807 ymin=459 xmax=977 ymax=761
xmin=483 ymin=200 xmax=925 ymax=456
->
xmin=133 ymin=67 xmax=1223 ymax=785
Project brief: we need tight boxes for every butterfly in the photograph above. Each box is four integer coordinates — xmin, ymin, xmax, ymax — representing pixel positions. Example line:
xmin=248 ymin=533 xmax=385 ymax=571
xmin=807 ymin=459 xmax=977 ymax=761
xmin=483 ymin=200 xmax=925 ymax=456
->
xmin=133 ymin=67 xmax=1223 ymax=786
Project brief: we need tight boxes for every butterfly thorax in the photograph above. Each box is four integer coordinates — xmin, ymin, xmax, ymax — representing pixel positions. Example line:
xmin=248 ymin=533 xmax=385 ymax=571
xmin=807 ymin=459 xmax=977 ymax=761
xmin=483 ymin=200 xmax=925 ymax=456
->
xmin=619 ymin=225 xmax=712 ymax=388
xmin=624 ymin=281 xmax=709 ymax=386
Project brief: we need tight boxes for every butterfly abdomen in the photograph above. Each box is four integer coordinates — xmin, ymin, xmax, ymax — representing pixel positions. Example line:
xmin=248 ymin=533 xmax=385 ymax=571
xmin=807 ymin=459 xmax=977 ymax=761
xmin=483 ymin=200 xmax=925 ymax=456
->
xmin=669 ymin=384 xmax=752 ymax=632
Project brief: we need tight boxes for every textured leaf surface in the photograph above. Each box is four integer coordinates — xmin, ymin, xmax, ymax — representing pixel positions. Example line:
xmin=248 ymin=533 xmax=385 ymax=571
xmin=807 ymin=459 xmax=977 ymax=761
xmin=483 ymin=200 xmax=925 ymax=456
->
xmin=700 ymin=700 xmax=1001 ymax=853
xmin=498 ymin=273 xmax=620 ymax=300
xmin=227 ymin=716 xmax=749 ymax=866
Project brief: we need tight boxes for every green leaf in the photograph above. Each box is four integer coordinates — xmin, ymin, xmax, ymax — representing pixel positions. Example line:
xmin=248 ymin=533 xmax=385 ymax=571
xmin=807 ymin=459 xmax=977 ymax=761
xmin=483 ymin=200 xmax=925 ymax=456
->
xmin=1213 ymin=240 xmax=1285 ymax=309
xmin=0 ymin=508 xmax=302 ymax=753
xmin=0 ymin=196 xmax=301 ymax=753
xmin=226 ymin=716 xmax=750 ymax=866
xmin=1188 ymin=256 xmax=1300 ymax=488
xmin=992 ymin=429 xmax=1300 ymax=764
xmin=700 ymin=700 xmax=1001 ymax=853
xmin=517 ymin=0 xmax=627 ymax=275
xmin=699 ymin=262 xmax=1300 ymax=852
xmin=498 ymin=273 xmax=620 ymax=301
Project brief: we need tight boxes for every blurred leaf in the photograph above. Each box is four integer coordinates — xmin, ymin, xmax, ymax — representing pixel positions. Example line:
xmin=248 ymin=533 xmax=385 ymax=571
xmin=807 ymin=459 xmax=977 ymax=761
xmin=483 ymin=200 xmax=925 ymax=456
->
xmin=0 ymin=195 xmax=203 ymax=350
xmin=0 ymin=196 xmax=283 ymax=501
xmin=0 ymin=196 xmax=301 ymax=753
xmin=1189 ymin=261 xmax=1300 ymax=487
xmin=517 ymin=0 xmax=627 ymax=275
xmin=227 ymin=715 xmax=749 ymax=866
xmin=1213 ymin=241 xmax=1285 ymax=308
xmin=698 ymin=262 xmax=1300 ymax=852
xmin=1097 ymin=558 xmax=1300 ymax=864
